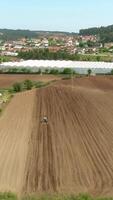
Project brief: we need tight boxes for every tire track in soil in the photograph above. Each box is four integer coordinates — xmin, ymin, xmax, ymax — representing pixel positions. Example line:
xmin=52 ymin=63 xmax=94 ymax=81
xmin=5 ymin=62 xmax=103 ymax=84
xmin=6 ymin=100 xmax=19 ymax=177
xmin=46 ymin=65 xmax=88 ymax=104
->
xmin=1 ymin=76 xmax=113 ymax=196
xmin=24 ymin=79 xmax=113 ymax=196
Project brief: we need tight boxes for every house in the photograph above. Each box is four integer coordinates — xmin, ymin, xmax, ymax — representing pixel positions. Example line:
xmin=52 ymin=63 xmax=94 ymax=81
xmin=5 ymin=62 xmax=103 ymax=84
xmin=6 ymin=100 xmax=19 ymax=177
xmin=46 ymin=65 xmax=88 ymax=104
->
xmin=105 ymin=43 xmax=113 ymax=48
xmin=48 ymin=46 xmax=61 ymax=52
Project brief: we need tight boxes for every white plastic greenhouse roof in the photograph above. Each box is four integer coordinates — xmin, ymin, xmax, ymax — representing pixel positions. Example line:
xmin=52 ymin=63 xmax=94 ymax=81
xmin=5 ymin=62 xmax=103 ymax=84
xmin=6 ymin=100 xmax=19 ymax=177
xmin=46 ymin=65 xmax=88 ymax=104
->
xmin=1 ymin=60 xmax=113 ymax=69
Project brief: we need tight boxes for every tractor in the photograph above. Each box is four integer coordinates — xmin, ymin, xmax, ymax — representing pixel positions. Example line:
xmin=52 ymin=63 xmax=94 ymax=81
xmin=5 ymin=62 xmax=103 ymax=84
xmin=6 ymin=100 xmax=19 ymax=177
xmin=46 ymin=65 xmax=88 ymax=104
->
xmin=41 ymin=116 xmax=48 ymax=124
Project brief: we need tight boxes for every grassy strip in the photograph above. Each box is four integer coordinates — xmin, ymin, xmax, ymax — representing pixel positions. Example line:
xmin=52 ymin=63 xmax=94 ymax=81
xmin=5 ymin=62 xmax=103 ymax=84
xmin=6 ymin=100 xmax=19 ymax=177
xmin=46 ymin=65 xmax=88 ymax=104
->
xmin=0 ymin=79 xmax=58 ymax=116
xmin=0 ymin=80 xmax=53 ymax=94
xmin=1 ymin=193 xmax=113 ymax=200
xmin=0 ymin=192 xmax=17 ymax=200
xmin=22 ymin=194 xmax=113 ymax=200
xmin=0 ymin=90 xmax=13 ymax=115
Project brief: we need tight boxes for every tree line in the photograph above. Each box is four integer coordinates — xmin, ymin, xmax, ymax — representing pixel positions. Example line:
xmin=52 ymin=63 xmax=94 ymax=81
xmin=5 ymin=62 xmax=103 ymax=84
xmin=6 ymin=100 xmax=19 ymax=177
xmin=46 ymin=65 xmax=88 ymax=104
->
xmin=0 ymin=67 xmax=77 ymax=75
xmin=18 ymin=49 xmax=113 ymax=62
xmin=80 ymin=24 xmax=113 ymax=43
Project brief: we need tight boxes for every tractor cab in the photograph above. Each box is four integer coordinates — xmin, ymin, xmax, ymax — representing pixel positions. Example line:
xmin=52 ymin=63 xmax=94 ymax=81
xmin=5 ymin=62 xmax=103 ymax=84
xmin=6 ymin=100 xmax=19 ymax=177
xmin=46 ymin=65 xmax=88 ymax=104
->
xmin=41 ymin=116 xmax=48 ymax=124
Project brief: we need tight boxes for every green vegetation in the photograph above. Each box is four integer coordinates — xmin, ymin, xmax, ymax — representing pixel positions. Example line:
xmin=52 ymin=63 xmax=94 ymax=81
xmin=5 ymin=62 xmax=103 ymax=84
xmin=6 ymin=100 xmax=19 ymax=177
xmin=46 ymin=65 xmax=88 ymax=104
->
xmin=49 ymin=69 xmax=59 ymax=75
xmin=24 ymin=80 xmax=33 ymax=90
xmin=62 ymin=68 xmax=75 ymax=75
xmin=0 ymin=29 xmax=76 ymax=41
xmin=17 ymin=49 xmax=113 ymax=62
xmin=2 ymin=91 xmax=12 ymax=103
xmin=1 ymin=193 xmax=113 ymax=200
xmin=0 ymin=78 xmax=58 ymax=116
xmin=11 ymin=80 xmax=52 ymax=93
xmin=0 ymin=56 xmax=11 ymax=63
xmin=0 ymin=90 xmax=13 ymax=114
xmin=99 ymin=48 xmax=109 ymax=53
xmin=0 ymin=67 xmax=77 ymax=75
xmin=0 ymin=29 xmax=38 ymax=40
xmin=13 ymin=82 xmax=22 ymax=92
xmin=0 ymin=192 xmax=17 ymax=200
xmin=0 ymin=79 xmax=56 ymax=115
xmin=34 ymin=81 xmax=49 ymax=88
xmin=1 ymin=67 xmax=32 ymax=74
xmin=22 ymin=194 xmax=113 ymax=200
xmin=18 ymin=49 xmax=70 ymax=60
xmin=80 ymin=24 xmax=113 ymax=43
xmin=87 ymin=69 xmax=92 ymax=76
xmin=0 ymin=90 xmax=12 ymax=103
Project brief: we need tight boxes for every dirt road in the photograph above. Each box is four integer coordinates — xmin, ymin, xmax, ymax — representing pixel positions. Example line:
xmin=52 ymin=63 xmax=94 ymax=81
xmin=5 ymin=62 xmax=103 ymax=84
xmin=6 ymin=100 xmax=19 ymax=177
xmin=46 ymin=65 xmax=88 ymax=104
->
xmin=0 ymin=90 xmax=36 ymax=193
xmin=1 ymin=76 xmax=113 ymax=196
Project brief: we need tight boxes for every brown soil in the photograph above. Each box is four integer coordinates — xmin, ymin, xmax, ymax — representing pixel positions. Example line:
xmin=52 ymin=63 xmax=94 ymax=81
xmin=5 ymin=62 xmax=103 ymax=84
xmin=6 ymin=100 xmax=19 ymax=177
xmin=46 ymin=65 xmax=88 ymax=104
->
xmin=0 ymin=90 xmax=36 ymax=193
xmin=1 ymin=76 xmax=113 ymax=197
xmin=0 ymin=74 xmax=61 ymax=88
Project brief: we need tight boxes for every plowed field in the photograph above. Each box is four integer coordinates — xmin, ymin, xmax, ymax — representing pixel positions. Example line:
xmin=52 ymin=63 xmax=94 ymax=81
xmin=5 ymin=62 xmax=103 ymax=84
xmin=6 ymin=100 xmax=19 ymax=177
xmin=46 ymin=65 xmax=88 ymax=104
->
xmin=0 ymin=74 xmax=61 ymax=88
xmin=0 ymin=76 xmax=113 ymax=197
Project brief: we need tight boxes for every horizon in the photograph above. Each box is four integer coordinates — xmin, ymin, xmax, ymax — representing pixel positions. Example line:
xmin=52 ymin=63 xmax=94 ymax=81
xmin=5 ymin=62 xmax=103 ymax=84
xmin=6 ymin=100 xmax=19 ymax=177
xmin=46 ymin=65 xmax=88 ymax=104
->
xmin=1 ymin=0 xmax=113 ymax=32
xmin=0 ymin=24 xmax=113 ymax=33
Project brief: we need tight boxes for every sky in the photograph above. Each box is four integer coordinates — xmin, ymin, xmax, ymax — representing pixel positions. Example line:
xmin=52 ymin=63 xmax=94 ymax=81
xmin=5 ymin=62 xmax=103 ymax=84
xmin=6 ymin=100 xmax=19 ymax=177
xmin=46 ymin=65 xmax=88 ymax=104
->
xmin=0 ymin=0 xmax=113 ymax=32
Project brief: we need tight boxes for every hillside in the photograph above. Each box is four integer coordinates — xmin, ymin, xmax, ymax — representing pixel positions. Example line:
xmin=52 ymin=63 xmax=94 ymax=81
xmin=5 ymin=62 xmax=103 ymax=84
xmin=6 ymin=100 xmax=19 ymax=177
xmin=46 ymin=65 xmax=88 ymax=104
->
xmin=0 ymin=29 xmax=77 ymax=40
xmin=79 ymin=24 xmax=113 ymax=43
xmin=0 ymin=25 xmax=113 ymax=42
xmin=0 ymin=76 xmax=113 ymax=196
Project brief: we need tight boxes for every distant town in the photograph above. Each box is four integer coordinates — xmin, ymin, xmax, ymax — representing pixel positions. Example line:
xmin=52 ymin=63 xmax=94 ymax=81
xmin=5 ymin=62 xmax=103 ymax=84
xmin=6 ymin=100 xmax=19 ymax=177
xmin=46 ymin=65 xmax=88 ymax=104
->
xmin=0 ymin=34 xmax=100 ymax=56
xmin=0 ymin=25 xmax=113 ymax=62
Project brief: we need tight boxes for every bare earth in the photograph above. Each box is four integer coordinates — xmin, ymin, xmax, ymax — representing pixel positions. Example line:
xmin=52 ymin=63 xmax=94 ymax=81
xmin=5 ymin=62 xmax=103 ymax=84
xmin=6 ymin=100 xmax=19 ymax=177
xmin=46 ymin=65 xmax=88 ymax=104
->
xmin=0 ymin=90 xmax=36 ymax=193
xmin=0 ymin=74 xmax=61 ymax=88
xmin=0 ymin=76 xmax=113 ymax=197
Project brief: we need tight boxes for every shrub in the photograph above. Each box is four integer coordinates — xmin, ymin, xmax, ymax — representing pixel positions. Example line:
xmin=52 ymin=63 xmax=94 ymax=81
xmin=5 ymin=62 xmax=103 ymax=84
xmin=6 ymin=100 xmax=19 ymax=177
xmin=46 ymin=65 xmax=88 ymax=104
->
xmin=62 ymin=68 xmax=75 ymax=75
xmin=49 ymin=69 xmax=59 ymax=75
xmin=24 ymin=80 xmax=33 ymax=90
xmin=87 ymin=69 xmax=92 ymax=76
xmin=13 ymin=82 xmax=22 ymax=92
xmin=2 ymin=91 xmax=11 ymax=103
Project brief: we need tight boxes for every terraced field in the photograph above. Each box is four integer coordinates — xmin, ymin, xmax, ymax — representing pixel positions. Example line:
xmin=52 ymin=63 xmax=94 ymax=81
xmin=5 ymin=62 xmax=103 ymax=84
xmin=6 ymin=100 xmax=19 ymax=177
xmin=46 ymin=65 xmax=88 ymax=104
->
xmin=0 ymin=76 xmax=113 ymax=197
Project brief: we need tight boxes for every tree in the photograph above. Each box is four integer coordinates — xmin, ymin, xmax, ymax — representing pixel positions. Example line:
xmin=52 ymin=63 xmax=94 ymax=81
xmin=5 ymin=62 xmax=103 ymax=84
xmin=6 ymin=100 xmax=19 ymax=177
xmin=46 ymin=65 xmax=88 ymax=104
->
xmin=79 ymin=42 xmax=85 ymax=48
xmin=87 ymin=69 xmax=92 ymax=76
xmin=13 ymin=82 xmax=22 ymax=92
xmin=45 ymin=69 xmax=49 ymax=74
xmin=24 ymin=80 xmax=33 ymax=90
xmin=87 ymin=40 xmax=95 ymax=47
xmin=49 ymin=69 xmax=59 ymax=74
xmin=96 ymin=56 xmax=101 ymax=62
xmin=62 ymin=68 xmax=74 ymax=74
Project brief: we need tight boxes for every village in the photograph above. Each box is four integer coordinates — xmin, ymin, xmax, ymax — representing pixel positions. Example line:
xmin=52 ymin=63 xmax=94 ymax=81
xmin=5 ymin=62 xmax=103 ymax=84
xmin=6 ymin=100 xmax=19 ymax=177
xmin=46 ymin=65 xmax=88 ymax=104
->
xmin=1 ymin=33 xmax=113 ymax=58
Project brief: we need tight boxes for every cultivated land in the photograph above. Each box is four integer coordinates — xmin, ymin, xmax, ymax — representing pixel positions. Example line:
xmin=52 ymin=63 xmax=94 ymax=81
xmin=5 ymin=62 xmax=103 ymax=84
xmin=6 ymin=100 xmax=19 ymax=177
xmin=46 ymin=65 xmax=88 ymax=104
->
xmin=0 ymin=90 xmax=36 ymax=193
xmin=0 ymin=74 xmax=61 ymax=88
xmin=0 ymin=76 xmax=113 ymax=197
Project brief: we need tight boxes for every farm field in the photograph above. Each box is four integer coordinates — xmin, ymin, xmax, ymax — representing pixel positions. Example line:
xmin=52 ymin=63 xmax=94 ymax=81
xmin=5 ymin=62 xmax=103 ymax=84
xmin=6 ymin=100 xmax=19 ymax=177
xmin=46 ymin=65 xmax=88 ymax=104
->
xmin=0 ymin=76 xmax=113 ymax=197
xmin=0 ymin=90 xmax=36 ymax=193
xmin=0 ymin=74 xmax=61 ymax=88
